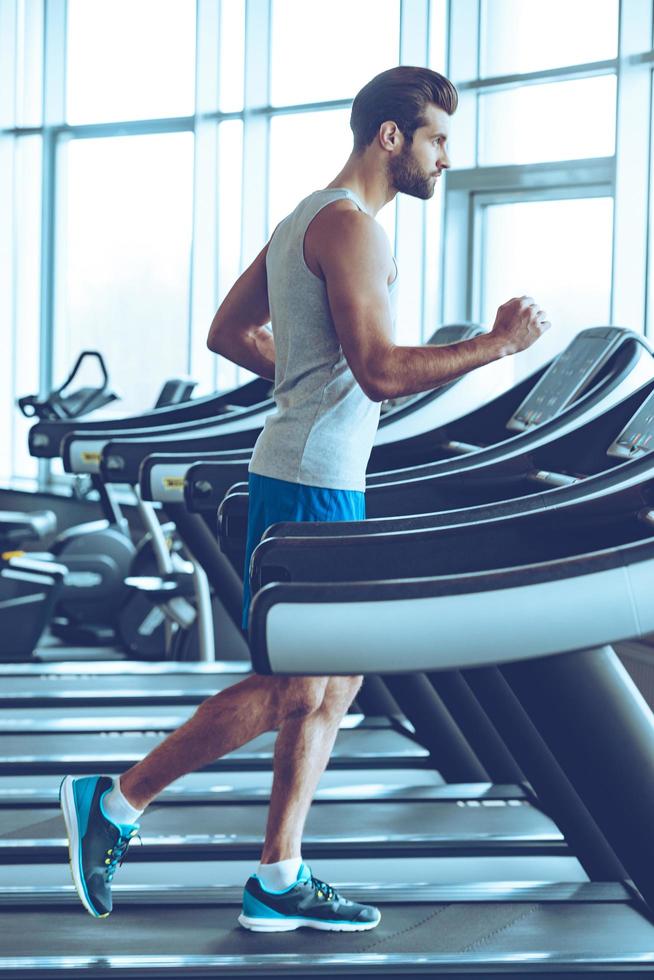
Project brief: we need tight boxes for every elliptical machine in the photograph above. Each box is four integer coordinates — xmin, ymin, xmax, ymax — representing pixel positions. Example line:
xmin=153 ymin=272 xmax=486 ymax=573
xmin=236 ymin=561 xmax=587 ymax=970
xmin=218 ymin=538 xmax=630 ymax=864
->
xmin=18 ymin=351 xmax=197 ymax=653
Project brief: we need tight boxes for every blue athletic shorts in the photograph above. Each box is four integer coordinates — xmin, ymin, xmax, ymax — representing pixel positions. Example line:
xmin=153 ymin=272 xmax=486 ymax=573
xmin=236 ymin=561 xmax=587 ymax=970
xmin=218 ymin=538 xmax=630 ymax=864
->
xmin=242 ymin=472 xmax=366 ymax=630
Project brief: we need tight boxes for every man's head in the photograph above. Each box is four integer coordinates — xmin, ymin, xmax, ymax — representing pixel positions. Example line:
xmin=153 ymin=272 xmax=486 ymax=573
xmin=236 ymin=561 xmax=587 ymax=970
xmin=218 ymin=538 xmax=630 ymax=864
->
xmin=350 ymin=66 xmax=457 ymax=199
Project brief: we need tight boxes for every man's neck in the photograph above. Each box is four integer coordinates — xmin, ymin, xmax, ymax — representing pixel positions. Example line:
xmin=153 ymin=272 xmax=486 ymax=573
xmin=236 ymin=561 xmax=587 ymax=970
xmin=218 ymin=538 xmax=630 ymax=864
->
xmin=325 ymin=165 xmax=396 ymax=217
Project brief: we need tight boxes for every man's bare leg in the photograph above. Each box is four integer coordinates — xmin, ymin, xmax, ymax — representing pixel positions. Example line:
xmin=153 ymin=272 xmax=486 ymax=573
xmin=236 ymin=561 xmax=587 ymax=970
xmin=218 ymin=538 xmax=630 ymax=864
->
xmin=60 ymin=670 xmax=376 ymax=924
xmin=238 ymin=674 xmax=380 ymax=933
xmin=118 ymin=673 xmax=330 ymax=810
xmin=259 ymin=675 xmax=363 ymax=864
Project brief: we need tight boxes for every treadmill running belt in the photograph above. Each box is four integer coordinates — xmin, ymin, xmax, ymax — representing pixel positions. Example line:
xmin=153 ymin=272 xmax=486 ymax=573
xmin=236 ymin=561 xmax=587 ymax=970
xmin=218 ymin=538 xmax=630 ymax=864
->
xmin=0 ymin=673 xmax=246 ymax=706
xmin=0 ymin=707 xmax=391 ymax=734
xmin=0 ymin=901 xmax=652 ymax=968
xmin=0 ymin=728 xmax=428 ymax=775
xmin=0 ymin=798 xmax=563 ymax=860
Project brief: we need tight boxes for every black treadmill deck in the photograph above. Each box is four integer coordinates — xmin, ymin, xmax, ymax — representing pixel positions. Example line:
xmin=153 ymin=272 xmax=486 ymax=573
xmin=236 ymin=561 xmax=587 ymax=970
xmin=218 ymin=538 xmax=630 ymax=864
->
xmin=0 ymin=893 xmax=652 ymax=977
xmin=0 ymin=728 xmax=429 ymax=775
xmin=0 ymin=797 xmax=565 ymax=863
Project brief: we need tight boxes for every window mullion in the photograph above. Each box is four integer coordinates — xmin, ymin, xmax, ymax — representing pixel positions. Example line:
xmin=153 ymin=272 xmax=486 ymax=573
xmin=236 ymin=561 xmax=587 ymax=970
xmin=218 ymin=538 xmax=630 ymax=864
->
xmin=441 ymin=0 xmax=479 ymax=323
xmin=39 ymin=0 xmax=66 ymax=486
xmin=242 ymin=0 xmax=270 ymax=256
xmin=190 ymin=0 xmax=221 ymax=391
xmin=396 ymin=0 xmax=430 ymax=343
xmin=612 ymin=0 xmax=653 ymax=333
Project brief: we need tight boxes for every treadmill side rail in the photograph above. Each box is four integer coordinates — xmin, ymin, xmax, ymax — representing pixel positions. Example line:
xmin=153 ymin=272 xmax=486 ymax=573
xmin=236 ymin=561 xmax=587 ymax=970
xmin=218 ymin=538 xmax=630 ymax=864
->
xmin=250 ymin=544 xmax=654 ymax=676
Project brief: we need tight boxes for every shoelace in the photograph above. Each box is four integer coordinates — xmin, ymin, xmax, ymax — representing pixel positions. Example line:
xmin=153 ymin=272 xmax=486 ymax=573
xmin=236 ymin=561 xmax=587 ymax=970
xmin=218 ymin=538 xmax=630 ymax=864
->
xmin=310 ymin=875 xmax=337 ymax=902
xmin=104 ymin=827 xmax=141 ymax=882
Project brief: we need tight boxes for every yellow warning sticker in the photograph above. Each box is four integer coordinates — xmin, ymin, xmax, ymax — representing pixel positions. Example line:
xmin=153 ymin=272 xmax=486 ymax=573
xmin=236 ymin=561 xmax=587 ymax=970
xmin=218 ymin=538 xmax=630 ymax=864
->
xmin=81 ymin=452 xmax=101 ymax=463
xmin=162 ymin=477 xmax=186 ymax=490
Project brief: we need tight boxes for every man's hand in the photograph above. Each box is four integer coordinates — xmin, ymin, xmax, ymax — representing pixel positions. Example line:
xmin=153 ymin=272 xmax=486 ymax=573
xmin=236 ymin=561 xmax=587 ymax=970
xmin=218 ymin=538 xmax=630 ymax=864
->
xmin=489 ymin=296 xmax=551 ymax=356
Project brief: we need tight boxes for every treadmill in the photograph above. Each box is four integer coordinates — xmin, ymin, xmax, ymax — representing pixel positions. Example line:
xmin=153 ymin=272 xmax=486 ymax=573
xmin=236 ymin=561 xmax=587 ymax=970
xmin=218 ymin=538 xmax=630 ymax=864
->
xmin=58 ymin=324 xmax=492 ymax=485
xmin=115 ymin=327 xmax=652 ymax=662
xmin=6 ymin=395 xmax=654 ymax=975
xmin=3 ymin=499 xmax=654 ymax=973
xmin=229 ymin=355 xmax=654 ymax=807
xmin=236 ymin=465 xmax=654 ymax=974
xmin=182 ymin=325 xmax=653 ymax=516
xmin=213 ymin=343 xmax=654 ymax=574
xmin=27 ymin=375 xmax=274 ymax=463
xmin=33 ymin=328 xmax=495 ymax=662
xmin=8 ymin=448 xmax=652 ymax=900
xmin=245 ymin=377 xmax=654 ymax=581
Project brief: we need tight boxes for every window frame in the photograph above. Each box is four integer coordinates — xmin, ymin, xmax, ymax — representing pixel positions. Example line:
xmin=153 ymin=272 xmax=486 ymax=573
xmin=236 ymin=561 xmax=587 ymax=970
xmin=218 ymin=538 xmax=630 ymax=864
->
xmin=442 ymin=0 xmax=653 ymax=342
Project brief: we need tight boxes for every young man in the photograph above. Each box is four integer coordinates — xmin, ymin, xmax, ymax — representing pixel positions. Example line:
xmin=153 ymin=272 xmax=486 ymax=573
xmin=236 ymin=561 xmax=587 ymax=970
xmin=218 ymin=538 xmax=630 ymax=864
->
xmin=59 ymin=66 xmax=550 ymax=932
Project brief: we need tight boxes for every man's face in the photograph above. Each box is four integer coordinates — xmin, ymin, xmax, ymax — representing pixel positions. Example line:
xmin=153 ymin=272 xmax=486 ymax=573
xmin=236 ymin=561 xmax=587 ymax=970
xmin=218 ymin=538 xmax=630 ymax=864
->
xmin=387 ymin=104 xmax=451 ymax=200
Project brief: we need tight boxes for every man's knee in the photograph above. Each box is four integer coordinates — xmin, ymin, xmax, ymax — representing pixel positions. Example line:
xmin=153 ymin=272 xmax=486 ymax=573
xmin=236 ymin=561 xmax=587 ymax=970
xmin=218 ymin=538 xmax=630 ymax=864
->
xmin=278 ymin=676 xmax=330 ymax=721
xmin=321 ymin=675 xmax=363 ymax=719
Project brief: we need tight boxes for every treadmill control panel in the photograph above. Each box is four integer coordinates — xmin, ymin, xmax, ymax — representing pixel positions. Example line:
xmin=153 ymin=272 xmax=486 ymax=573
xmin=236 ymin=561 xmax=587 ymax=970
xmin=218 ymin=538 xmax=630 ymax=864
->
xmin=607 ymin=388 xmax=654 ymax=459
xmin=506 ymin=327 xmax=624 ymax=432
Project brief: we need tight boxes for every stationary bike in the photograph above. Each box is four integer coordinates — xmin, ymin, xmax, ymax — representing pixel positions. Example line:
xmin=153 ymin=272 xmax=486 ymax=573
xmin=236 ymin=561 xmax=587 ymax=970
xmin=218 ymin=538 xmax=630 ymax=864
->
xmin=19 ymin=351 xmax=197 ymax=655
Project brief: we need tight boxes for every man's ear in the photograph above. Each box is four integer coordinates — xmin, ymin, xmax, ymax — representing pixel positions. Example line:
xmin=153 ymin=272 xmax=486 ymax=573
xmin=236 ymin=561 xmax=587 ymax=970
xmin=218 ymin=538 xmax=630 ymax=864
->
xmin=378 ymin=121 xmax=401 ymax=151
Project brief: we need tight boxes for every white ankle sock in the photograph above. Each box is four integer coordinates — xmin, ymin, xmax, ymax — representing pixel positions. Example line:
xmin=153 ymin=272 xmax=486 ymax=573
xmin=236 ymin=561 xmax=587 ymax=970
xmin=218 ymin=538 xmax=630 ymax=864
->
xmin=101 ymin=777 xmax=144 ymax=827
xmin=257 ymin=857 xmax=305 ymax=892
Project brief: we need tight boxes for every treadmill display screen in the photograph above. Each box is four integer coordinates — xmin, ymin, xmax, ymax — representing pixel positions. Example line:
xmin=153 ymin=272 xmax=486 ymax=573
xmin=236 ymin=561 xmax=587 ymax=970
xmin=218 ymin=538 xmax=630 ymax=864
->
xmin=607 ymin=389 xmax=654 ymax=459
xmin=506 ymin=329 xmax=620 ymax=432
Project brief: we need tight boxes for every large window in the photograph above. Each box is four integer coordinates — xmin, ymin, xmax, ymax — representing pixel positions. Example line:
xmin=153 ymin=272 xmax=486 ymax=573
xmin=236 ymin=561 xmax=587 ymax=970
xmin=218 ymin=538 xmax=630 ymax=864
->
xmin=3 ymin=0 xmax=651 ymax=485
xmin=480 ymin=0 xmax=619 ymax=77
xmin=478 ymin=75 xmax=617 ymax=167
xmin=55 ymin=132 xmax=195 ymax=416
xmin=66 ymin=0 xmax=196 ymax=124
xmin=270 ymin=0 xmax=400 ymax=107
xmin=479 ymin=195 xmax=614 ymax=379
xmin=443 ymin=0 xmax=649 ymax=366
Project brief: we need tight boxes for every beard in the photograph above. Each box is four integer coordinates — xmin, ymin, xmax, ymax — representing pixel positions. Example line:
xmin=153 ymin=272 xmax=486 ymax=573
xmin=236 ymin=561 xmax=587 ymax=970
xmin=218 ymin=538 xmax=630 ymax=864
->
xmin=388 ymin=146 xmax=436 ymax=201
xmin=388 ymin=143 xmax=435 ymax=200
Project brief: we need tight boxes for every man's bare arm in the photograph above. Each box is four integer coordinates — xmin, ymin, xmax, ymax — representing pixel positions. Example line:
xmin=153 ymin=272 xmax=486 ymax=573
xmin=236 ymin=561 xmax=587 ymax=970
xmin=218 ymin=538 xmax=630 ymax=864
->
xmin=207 ymin=241 xmax=276 ymax=381
xmin=320 ymin=211 xmax=550 ymax=402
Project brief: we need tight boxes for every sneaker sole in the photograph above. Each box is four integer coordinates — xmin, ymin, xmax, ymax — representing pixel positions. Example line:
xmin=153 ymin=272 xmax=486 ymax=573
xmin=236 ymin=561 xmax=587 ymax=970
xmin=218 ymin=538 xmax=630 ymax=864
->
xmin=237 ymin=913 xmax=381 ymax=932
xmin=59 ymin=776 xmax=108 ymax=919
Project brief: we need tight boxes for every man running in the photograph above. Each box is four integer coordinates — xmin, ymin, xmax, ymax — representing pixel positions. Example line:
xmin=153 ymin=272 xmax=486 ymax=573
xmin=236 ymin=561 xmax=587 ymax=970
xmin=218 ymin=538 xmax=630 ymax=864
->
xmin=59 ymin=65 xmax=550 ymax=932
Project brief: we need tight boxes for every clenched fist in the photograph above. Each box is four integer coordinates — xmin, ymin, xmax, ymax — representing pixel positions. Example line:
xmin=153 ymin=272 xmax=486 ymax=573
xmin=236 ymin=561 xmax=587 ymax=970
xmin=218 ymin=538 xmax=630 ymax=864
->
xmin=490 ymin=296 xmax=551 ymax=355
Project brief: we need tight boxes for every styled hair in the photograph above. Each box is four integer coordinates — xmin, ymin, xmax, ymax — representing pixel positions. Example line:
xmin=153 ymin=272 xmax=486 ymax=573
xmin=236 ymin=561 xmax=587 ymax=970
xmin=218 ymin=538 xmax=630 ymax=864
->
xmin=350 ymin=66 xmax=458 ymax=153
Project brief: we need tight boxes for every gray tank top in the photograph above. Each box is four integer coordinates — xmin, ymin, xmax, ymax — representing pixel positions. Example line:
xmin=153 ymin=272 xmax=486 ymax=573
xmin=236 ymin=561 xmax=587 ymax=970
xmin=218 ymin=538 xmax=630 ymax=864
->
xmin=249 ymin=188 xmax=399 ymax=492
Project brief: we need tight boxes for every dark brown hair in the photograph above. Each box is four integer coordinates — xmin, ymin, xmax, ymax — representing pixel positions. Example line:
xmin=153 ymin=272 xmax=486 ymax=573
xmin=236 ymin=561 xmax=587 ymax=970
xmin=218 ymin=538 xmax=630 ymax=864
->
xmin=350 ymin=66 xmax=458 ymax=153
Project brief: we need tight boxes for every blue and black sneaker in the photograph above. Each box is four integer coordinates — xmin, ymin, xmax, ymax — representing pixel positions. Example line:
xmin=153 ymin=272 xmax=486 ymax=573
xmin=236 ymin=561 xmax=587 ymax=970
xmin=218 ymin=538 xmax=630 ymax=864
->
xmin=59 ymin=775 xmax=140 ymax=918
xmin=239 ymin=863 xmax=381 ymax=932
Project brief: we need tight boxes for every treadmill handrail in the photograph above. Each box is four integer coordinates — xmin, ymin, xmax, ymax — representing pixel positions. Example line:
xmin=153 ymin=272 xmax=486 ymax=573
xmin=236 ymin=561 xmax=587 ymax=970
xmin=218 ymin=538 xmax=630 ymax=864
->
xmin=247 ymin=459 xmax=654 ymax=593
xmin=184 ymin=366 xmax=654 ymax=516
xmin=249 ymin=535 xmax=654 ymax=675
xmin=254 ymin=447 xmax=654 ymax=539
xmin=27 ymin=377 xmax=271 ymax=457
xmin=61 ymin=399 xmax=272 ymax=456
xmin=59 ymin=329 xmax=491 ymax=469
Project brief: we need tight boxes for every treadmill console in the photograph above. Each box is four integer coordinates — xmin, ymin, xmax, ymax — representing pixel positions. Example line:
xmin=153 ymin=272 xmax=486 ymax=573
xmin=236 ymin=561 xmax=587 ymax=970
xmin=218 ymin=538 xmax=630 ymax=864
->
xmin=381 ymin=324 xmax=487 ymax=414
xmin=607 ymin=388 xmax=654 ymax=459
xmin=506 ymin=327 xmax=625 ymax=433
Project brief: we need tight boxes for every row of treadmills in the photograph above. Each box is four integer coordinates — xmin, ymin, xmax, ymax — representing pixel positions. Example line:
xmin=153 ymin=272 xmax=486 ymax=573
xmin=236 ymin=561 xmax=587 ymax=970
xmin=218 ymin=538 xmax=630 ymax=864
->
xmin=2 ymin=322 xmax=654 ymax=976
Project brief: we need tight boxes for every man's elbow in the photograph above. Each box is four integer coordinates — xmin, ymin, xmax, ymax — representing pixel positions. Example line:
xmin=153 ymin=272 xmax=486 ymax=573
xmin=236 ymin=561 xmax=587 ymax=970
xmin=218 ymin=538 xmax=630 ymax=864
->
xmin=357 ymin=354 xmax=396 ymax=402
xmin=359 ymin=371 xmax=393 ymax=403
xmin=361 ymin=380 xmax=385 ymax=403
xmin=207 ymin=319 xmax=226 ymax=354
